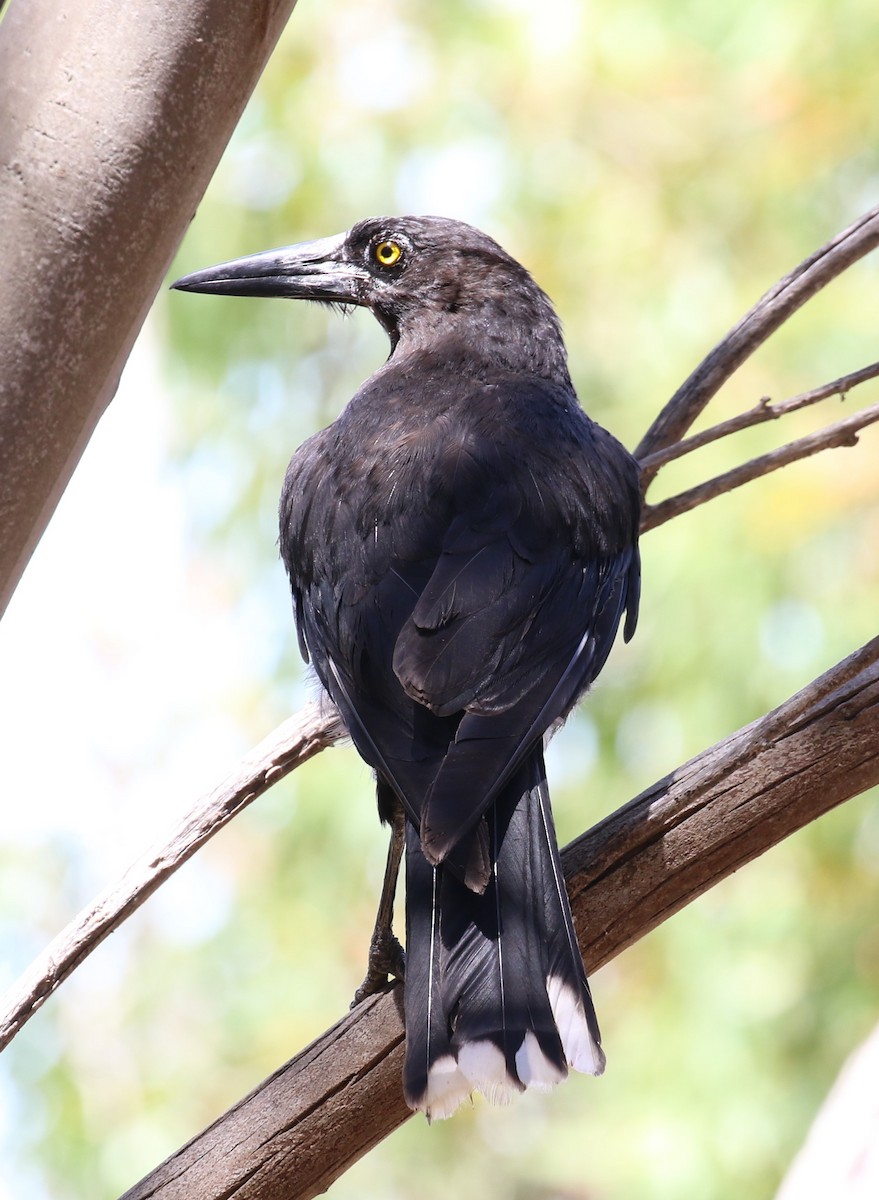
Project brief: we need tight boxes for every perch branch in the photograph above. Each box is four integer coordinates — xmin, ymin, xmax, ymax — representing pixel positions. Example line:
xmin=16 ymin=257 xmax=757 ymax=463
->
xmin=641 ymin=399 xmax=879 ymax=532
xmin=638 ymin=360 xmax=879 ymax=474
xmin=119 ymin=636 xmax=879 ymax=1200
xmin=634 ymin=204 xmax=879 ymax=472
xmin=0 ymin=700 xmax=346 ymax=1053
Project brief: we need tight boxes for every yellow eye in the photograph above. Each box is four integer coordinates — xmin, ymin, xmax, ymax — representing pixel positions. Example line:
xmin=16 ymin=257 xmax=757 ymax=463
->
xmin=374 ymin=240 xmax=403 ymax=267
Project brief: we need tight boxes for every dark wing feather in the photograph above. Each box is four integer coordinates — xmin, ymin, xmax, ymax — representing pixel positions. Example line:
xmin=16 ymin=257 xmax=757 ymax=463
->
xmin=412 ymin=541 xmax=636 ymax=863
xmin=280 ymin=377 xmax=640 ymax=870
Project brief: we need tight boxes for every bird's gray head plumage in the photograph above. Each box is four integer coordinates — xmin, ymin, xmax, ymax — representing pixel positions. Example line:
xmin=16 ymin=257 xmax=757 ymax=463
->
xmin=172 ymin=215 xmax=571 ymax=384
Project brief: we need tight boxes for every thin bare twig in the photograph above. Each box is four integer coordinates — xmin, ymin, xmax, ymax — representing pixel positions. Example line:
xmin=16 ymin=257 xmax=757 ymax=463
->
xmin=0 ymin=700 xmax=346 ymax=1053
xmin=639 ymin=360 xmax=879 ymax=474
xmin=641 ymin=398 xmax=879 ymax=533
xmin=635 ymin=204 xmax=879 ymax=473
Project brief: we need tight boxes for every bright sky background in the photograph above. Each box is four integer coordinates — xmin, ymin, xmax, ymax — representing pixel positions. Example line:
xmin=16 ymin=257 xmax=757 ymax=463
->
xmin=0 ymin=315 xmax=258 ymax=1199
xmin=0 ymin=317 xmax=254 ymax=942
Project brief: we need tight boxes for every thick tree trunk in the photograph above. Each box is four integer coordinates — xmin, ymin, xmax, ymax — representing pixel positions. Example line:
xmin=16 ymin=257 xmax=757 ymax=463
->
xmin=0 ymin=0 xmax=298 ymax=617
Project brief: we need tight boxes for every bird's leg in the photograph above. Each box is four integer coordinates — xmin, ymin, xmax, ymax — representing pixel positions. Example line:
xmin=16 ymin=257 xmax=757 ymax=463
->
xmin=352 ymin=803 xmax=406 ymax=1006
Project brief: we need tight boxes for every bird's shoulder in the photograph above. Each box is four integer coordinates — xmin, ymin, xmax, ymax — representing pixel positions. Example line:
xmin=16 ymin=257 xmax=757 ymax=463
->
xmin=280 ymin=354 xmax=640 ymax=581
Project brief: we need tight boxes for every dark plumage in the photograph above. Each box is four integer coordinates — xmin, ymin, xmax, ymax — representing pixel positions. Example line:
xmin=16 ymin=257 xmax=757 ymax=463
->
xmin=173 ymin=215 xmax=641 ymax=1118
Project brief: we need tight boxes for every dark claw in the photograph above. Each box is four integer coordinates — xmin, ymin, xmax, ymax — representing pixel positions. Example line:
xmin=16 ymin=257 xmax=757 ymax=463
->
xmin=351 ymin=928 xmax=406 ymax=1007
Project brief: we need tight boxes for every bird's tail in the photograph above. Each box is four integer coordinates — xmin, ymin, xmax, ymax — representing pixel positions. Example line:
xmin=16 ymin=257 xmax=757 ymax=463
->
xmin=402 ymin=747 xmax=604 ymax=1120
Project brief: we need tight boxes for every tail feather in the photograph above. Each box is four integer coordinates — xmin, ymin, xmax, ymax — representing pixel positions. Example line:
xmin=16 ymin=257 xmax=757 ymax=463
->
xmin=531 ymin=756 xmax=605 ymax=1075
xmin=401 ymin=833 xmax=471 ymax=1119
xmin=402 ymin=748 xmax=603 ymax=1120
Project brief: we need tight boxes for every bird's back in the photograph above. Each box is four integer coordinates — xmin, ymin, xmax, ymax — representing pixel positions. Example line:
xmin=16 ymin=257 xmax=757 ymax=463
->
xmin=280 ymin=353 xmax=640 ymax=854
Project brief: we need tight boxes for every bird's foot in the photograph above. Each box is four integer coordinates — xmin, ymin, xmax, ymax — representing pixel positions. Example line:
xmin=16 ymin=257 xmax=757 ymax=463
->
xmin=351 ymin=928 xmax=406 ymax=1008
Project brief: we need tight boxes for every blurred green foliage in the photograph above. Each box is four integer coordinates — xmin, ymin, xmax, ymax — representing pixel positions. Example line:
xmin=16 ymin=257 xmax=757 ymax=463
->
xmin=3 ymin=0 xmax=879 ymax=1196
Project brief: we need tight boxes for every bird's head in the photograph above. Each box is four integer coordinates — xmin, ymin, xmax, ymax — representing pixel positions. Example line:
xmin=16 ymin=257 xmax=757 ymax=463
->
xmin=172 ymin=215 xmax=570 ymax=381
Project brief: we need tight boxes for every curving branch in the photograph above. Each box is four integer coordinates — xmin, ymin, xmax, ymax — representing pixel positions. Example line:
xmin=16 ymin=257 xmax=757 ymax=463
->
xmin=634 ymin=204 xmax=879 ymax=472
xmin=118 ymin=637 xmax=879 ymax=1200
xmin=638 ymin=360 xmax=879 ymax=475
